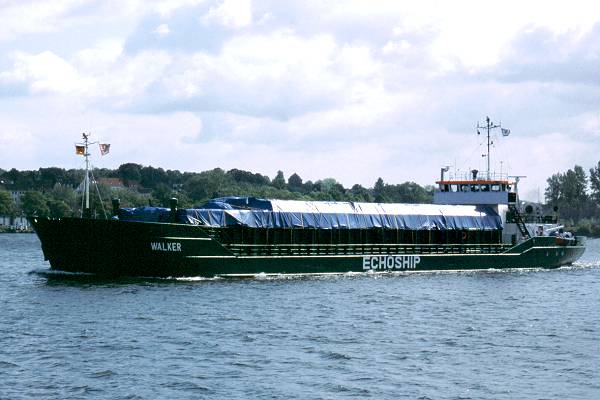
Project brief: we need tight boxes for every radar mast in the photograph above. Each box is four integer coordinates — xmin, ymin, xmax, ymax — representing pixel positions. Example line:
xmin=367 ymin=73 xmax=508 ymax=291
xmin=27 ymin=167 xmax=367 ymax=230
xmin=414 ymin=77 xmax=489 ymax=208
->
xmin=476 ymin=116 xmax=504 ymax=180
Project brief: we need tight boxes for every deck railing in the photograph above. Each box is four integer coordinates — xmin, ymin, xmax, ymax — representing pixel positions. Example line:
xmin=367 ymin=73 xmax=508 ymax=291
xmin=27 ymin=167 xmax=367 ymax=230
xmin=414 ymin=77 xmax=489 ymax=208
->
xmin=443 ymin=171 xmax=510 ymax=181
xmin=506 ymin=213 xmax=558 ymax=224
xmin=224 ymin=243 xmax=512 ymax=257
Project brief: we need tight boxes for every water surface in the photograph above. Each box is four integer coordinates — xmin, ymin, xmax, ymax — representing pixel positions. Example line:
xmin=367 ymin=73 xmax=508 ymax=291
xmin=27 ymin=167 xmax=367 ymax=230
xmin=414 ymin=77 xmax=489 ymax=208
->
xmin=1 ymin=234 xmax=599 ymax=399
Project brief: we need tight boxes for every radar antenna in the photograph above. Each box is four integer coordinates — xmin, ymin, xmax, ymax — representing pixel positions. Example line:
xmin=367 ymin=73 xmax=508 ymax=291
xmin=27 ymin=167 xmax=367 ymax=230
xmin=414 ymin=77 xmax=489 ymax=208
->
xmin=477 ymin=116 xmax=509 ymax=180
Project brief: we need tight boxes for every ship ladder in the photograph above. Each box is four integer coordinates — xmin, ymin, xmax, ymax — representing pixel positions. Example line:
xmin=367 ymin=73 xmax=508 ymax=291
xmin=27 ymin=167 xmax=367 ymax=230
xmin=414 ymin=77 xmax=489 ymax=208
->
xmin=509 ymin=205 xmax=531 ymax=240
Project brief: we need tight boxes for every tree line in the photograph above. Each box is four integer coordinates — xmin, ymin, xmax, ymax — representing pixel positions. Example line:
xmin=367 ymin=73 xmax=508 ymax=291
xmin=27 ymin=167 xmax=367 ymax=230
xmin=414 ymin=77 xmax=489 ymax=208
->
xmin=0 ymin=164 xmax=434 ymax=219
xmin=544 ymin=162 xmax=600 ymax=236
xmin=2 ymin=161 xmax=599 ymax=237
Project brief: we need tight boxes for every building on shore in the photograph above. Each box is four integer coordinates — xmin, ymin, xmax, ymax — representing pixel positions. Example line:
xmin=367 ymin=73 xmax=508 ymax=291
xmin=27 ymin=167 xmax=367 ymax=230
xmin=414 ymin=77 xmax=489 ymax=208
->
xmin=0 ymin=214 xmax=30 ymax=231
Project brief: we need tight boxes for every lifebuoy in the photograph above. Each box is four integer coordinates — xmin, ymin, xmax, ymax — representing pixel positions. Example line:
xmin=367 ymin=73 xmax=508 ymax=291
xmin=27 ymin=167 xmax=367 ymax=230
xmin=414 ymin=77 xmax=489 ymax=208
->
xmin=462 ymin=231 xmax=468 ymax=241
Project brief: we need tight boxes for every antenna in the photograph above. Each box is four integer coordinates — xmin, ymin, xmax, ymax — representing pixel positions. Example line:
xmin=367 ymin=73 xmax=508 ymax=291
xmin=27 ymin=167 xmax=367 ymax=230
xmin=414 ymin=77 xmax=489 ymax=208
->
xmin=476 ymin=116 xmax=503 ymax=180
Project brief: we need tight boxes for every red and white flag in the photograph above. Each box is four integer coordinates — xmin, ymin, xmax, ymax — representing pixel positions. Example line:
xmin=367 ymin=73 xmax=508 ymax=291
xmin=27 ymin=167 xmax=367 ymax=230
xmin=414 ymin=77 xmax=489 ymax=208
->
xmin=99 ymin=143 xmax=110 ymax=156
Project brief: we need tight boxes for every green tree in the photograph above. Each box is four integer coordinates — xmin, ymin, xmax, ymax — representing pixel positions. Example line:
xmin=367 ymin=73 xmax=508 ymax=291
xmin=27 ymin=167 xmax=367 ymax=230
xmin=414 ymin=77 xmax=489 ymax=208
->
xmin=272 ymin=170 xmax=286 ymax=190
xmin=545 ymin=173 xmax=561 ymax=205
xmin=227 ymin=169 xmax=270 ymax=185
xmin=385 ymin=182 xmax=432 ymax=203
xmin=288 ymin=173 xmax=303 ymax=192
xmin=350 ymin=184 xmax=373 ymax=202
xmin=165 ymin=169 xmax=184 ymax=187
xmin=64 ymin=169 xmax=85 ymax=187
xmin=300 ymin=180 xmax=313 ymax=194
xmin=560 ymin=166 xmax=588 ymax=221
xmin=151 ymin=183 xmax=176 ymax=207
xmin=39 ymin=167 xmax=66 ymax=189
xmin=316 ymin=178 xmax=345 ymax=200
xmin=117 ymin=163 xmax=142 ymax=186
xmin=110 ymin=186 xmax=149 ymax=209
xmin=140 ymin=166 xmax=167 ymax=189
xmin=21 ymin=191 xmax=50 ymax=217
xmin=48 ymin=183 xmax=77 ymax=210
xmin=373 ymin=177 xmax=386 ymax=202
xmin=172 ymin=191 xmax=193 ymax=208
xmin=589 ymin=161 xmax=600 ymax=204
xmin=6 ymin=168 xmax=39 ymax=189
xmin=0 ymin=190 xmax=15 ymax=216
xmin=545 ymin=165 xmax=590 ymax=222
xmin=185 ymin=168 xmax=234 ymax=202
xmin=47 ymin=199 xmax=72 ymax=218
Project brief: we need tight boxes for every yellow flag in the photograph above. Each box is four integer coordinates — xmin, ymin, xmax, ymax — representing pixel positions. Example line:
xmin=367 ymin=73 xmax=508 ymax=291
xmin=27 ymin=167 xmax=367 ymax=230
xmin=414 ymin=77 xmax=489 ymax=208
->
xmin=75 ymin=145 xmax=85 ymax=155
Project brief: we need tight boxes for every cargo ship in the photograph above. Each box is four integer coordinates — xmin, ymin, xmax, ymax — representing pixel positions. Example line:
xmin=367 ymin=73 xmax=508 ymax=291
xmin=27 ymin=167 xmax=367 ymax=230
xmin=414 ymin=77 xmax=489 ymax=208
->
xmin=29 ymin=127 xmax=586 ymax=277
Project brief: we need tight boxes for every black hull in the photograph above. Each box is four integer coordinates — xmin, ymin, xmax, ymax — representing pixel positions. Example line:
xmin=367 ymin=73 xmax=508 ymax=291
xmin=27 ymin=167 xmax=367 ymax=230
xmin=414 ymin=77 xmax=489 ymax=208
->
xmin=30 ymin=217 xmax=586 ymax=277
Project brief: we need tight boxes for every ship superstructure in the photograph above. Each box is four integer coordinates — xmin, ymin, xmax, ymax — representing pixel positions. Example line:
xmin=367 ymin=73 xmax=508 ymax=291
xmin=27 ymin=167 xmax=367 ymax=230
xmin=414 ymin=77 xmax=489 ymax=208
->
xmin=434 ymin=116 xmax=567 ymax=244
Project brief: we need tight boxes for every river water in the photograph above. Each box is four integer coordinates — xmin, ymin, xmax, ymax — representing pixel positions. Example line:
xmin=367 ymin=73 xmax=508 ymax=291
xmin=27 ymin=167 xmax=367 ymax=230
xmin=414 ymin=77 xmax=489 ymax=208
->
xmin=1 ymin=234 xmax=599 ymax=399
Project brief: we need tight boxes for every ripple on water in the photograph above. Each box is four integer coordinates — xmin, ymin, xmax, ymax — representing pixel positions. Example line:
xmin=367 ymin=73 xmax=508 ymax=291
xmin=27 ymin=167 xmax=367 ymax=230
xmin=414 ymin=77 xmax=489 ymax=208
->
xmin=89 ymin=370 xmax=116 ymax=379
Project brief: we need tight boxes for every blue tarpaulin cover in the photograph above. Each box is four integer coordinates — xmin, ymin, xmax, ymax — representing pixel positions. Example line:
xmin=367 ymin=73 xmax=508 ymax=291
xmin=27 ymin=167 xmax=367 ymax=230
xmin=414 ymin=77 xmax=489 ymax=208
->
xmin=119 ymin=197 xmax=502 ymax=230
xmin=117 ymin=206 xmax=172 ymax=222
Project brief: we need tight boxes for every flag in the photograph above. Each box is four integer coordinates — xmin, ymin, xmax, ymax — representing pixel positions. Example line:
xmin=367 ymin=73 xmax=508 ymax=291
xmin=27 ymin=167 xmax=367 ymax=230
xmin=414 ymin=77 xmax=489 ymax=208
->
xmin=75 ymin=145 xmax=85 ymax=155
xmin=501 ymin=128 xmax=510 ymax=136
xmin=99 ymin=143 xmax=110 ymax=156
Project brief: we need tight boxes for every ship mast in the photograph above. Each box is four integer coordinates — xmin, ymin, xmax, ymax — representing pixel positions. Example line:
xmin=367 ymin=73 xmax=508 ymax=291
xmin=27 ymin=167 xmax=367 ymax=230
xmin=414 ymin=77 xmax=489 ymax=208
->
xmin=83 ymin=133 xmax=90 ymax=212
xmin=80 ymin=132 xmax=98 ymax=218
xmin=477 ymin=116 xmax=501 ymax=180
xmin=76 ymin=132 xmax=110 ymax=218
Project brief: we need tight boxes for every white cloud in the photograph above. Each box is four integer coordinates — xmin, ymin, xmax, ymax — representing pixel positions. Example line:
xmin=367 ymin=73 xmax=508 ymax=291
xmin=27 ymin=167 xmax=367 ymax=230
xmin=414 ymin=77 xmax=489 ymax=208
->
xmin=0 ymin=96 xmax=203 ymax=171
xmin=149 ymin=0 xmax=205 ymax=17
xmin=0 ymin=0 xmax=83 ymax=41
xmin=0 ymin=118 xmax=36 ymax=166
xmin=95 ymin=50 xmax=172 ymax=103
xmin=0 ymin=47 xmax=171 ymax=103
xmin=154 ymin=23 xmax=171 ymax=37
xmin=335 ymin=44 xmax=380 ymax=79
xmin=156 ymin=31 xmax=355 ymax=117
xmin=427 ymin=0 xmax=600 ymax=69
xmin=202 ymin=0 xmax=252 ymax=29
xmin=382 ymin=39 xmax=411 ymax=56
xmin=75 ymin=40 xmax=124 ymax=71
xmin=0 ymin=51 xmax=92 ymax=95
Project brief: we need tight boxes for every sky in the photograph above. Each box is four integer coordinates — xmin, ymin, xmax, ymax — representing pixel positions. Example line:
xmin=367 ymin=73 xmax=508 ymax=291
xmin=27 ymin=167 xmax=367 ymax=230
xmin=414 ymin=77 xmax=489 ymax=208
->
xmin=1 ymin=0 xmax=600 ymax=201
